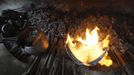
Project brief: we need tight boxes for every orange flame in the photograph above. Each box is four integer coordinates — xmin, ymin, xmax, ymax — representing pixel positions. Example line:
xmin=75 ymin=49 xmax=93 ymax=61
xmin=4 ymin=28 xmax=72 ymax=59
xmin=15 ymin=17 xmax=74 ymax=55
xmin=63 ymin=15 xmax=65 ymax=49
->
xmin=66 ymin=27 xmax=112 ymax=67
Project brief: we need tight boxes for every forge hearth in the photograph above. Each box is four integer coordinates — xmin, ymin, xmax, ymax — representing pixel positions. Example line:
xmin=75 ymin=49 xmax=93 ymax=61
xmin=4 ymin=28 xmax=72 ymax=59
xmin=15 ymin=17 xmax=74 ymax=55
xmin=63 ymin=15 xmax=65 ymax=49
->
xmin=0 ymin=2 xmax=134 ymax=75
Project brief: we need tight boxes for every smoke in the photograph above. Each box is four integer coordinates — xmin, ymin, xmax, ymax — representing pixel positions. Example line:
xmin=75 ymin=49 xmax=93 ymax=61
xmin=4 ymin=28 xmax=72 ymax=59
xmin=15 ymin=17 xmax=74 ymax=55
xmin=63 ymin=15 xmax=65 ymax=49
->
xmin=0 ymin=0 xmax=133 ymax=15
xmin=0 ymin=0 xmax=34 ymax=14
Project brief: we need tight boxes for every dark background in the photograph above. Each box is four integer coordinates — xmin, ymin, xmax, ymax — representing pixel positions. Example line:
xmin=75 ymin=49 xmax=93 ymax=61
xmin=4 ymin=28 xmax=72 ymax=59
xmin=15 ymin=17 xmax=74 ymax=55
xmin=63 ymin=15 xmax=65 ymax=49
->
xmin=0 ymin=0 xmax=134 ymax=75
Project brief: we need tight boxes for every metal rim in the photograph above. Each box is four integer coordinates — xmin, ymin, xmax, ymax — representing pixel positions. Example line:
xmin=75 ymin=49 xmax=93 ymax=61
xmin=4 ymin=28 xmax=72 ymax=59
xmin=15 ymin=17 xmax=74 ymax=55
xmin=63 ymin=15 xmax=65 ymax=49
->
xmin=65 ymin=45 xmax=109 ymax=66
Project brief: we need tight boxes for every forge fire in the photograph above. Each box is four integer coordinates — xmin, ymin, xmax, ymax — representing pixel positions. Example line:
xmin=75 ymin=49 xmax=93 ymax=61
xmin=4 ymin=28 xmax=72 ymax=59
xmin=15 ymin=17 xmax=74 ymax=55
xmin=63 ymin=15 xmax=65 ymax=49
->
xmin=0 ymin=0 xmax=134 ymax=75
xmin=66 ymin=27 xmax=112 ymax=67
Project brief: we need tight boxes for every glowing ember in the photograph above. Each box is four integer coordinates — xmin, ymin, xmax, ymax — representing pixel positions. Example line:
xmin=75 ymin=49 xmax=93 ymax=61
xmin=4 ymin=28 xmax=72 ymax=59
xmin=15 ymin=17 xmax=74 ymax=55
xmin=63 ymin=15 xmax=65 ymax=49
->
xmin=66 ymin=27 xmax=112 ymax=67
